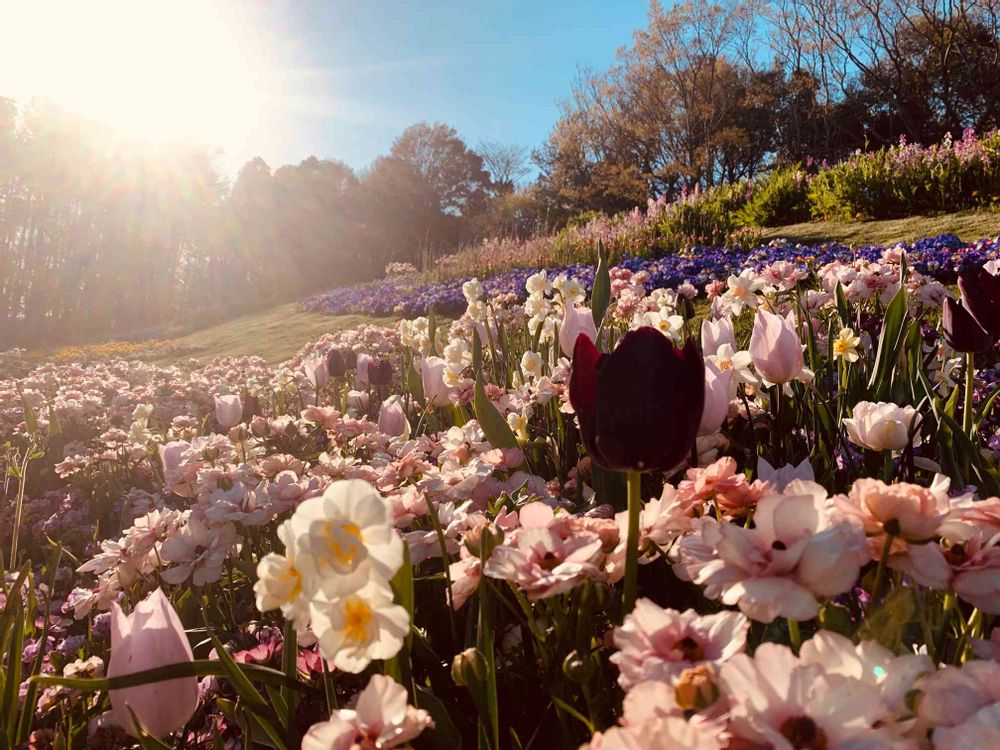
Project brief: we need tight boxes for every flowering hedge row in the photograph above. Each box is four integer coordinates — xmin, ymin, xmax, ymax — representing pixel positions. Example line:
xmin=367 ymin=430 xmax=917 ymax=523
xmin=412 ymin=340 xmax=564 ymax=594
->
xmin=302 ymin=233 xmax=998 ymax=318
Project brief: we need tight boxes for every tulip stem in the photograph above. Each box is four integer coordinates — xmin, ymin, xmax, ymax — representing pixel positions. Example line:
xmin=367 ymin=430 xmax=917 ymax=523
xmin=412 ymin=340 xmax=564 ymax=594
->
xmin=787 ymin=618 xmax=801 ymax=654
xmin=623 ymin=471 xmax=643 ymax=618
xmin=964 ymin=352 xmax=975 ymax=440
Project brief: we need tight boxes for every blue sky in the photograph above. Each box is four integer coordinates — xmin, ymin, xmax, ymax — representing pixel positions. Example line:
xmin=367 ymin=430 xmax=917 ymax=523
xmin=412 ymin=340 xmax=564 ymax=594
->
xmin=251 ymin=0 xmax=653 ymax=175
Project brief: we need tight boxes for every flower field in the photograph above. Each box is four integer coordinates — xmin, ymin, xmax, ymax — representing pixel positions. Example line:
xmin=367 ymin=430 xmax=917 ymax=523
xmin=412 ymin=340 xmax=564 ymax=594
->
xmin=8 ymin=234 xmax=1000 ymax=748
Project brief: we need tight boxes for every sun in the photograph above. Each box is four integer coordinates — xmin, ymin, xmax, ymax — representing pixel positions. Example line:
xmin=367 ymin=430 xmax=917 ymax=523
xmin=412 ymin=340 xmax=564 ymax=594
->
xmin=0 ymin=0 xmax=271 ymax=149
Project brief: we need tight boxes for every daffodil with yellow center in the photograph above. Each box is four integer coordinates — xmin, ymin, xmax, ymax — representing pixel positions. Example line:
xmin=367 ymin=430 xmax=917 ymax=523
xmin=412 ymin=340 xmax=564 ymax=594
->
xmin=341 ymin=596 xmax=375 ymax=645
xmin=833 ymin=328 xmax=861 ymax=363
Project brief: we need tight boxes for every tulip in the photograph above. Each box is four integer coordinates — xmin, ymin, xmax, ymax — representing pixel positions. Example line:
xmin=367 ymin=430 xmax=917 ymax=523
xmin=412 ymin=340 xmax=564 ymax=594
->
xmin=843 ymin=401 xmax=921 ymax=452
xmin=569 ymin=327 xmax=704 ymax=473
xmin=699 ymin=360 xmax=733 ymax=436
xmin=748 ymin=309 xmax=804 ymax=385
xmin=355 ymin=353 xmax=372 ymax=389
xmin=942 ymin=297 xmax=994 ymax=353
xmin=378 ymin=395 xmax=409 ymax=437
xmin=559 ymin=304 xmax=598 ymax=358
xmin=303 ymin=356 xmax=329 ymax=388
xmin=107 ymin=589 xmax=198 ymax=738
xmin=420 ymin=356 xmax=452 ymax=407
xmin=958 ymin=266 xmax=1000 ymax=338
xmin=700 ymin=317 xmax=736 ymax=356
xmin=213 ymin=394 xmax=242 ymax=429
xmin=368 ymin=358 xmax=394 ymax=387
xmin=326 ymin=348 xmax=350 ymax=377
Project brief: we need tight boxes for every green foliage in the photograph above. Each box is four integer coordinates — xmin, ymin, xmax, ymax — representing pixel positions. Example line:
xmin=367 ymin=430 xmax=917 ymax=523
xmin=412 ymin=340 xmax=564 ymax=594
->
xmin=734 ymin=166 xmax=811 ymax=227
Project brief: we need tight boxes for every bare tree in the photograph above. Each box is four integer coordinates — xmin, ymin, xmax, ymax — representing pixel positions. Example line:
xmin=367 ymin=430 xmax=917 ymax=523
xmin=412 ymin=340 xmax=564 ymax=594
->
xmin=477 ymin=141 xmax=532 ymax=194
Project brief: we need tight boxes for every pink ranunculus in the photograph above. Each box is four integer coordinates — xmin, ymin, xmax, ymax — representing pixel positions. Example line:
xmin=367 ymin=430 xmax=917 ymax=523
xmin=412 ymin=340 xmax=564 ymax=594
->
xmin=302 ymin=674 xmax=433 ymax=750
xmin=559 ymin=304 xmax=597 ymax=357
xmin=610 ymin=599 xmax=748 ymax=688
xmin=748 ymin=308 xmax=804 ymax=385
xmin=900 ymin=529 xmax=1000 ymax=613
xmin=107 ymin=589 xmax=198 ymax=738
xmin=917 ymin=660 xmax=1000 ymax=749
xmin=834 ymin=477 xmax=948 ymax=549
xmin=213 ymin=394 xmax=242 ymax=429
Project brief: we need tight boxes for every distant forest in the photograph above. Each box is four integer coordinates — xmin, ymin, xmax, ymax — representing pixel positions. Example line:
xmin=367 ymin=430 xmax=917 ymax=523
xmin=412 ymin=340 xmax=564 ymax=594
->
xmin=2 ymin=0 xmax=999 ymax=346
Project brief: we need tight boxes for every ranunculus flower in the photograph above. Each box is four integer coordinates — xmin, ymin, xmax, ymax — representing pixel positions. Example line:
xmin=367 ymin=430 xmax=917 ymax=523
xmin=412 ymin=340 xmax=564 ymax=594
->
xmin=942 ymin=296 xmax=994 ymax=353
xmin=302 ymin=674 xmax=433 ymax=750
xmin=559 ymin=304 xmax=597 ymax=357
xmin=107 ymin=589 xmax=198 ymax=738
xmin=748 ymin=309 xmax=804 ymax=385
xmin=959 ymin=266 xmax=1000 ymax=339
xmin=213 ymin=394 xmax=243 ymax=429
xmin=843 ymin=401 xmax=921 ymax=452
xmin=698 ymin=360 xmax=732 ymax=436
xmin=569 ymin=327 xmax=704 ymax=473
xmin=834 ymin=477 xmax=948 ymax=548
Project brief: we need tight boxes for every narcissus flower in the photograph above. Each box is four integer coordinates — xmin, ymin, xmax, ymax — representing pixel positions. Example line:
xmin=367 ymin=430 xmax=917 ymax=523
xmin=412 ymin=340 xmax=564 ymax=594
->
xmin=569 ymin=327 xmax=704 ymax=473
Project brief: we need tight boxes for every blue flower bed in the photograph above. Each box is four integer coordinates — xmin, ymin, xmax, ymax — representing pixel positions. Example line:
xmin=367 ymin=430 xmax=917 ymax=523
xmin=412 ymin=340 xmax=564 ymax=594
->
xmin=301 ymin=234 xmax=999 ymax=318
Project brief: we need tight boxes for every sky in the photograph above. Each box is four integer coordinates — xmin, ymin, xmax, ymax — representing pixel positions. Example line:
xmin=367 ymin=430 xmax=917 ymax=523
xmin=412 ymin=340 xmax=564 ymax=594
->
xmin=0 ymin=0 xmax=654 ymax=178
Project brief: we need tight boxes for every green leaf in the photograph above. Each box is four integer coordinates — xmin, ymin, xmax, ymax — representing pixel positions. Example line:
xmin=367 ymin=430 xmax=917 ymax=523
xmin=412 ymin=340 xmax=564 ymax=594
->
xmin=858 ymin=587 xmax=915 ymax=652
xmin=867 ymin=284 xmax=908 ymax=400
xmin=125 ymin=707 xmax=175 ymax=750
xmin=407 ymin=359 xmax=425 ymax=407
xmin=16 ymin=387 xmax=37 ymax=435
xmin=472 ymin=331 xmax=518 ymax=450
xmin=413 ymin=685 xmax=462 ymax=750
xmin=591 ymin=240 xmax=611 ymax=329
xmin=835 ymin=282 xmax=850 ymax=328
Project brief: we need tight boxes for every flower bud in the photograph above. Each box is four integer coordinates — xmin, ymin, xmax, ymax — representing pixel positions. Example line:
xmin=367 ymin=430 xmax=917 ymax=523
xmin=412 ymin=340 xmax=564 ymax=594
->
xmin=562 ymin=650 xmax=596 ymax=683
xmin=368 ymin=358 xmax=394 ymax=387
xmin=451 ymin=647 xmax=488 ymax=688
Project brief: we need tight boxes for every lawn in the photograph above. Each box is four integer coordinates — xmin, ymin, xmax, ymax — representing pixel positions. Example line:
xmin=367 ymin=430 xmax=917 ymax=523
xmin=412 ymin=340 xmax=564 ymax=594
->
xmin=758 ymin=210 xmax=998 ymax=246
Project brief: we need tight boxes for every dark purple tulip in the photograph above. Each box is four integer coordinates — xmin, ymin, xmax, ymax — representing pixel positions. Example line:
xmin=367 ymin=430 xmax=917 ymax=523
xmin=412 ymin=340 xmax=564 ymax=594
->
xmin=368 ymin=358 xmax=393 ymax=387
xmin=569 ymin=327 xmax=704 ymax=473
xmin=326 ymin=348 xmax=357 ymax=377
xmin=958 ymin=267 xmax=1000 ymax=338
xmin=942 ymin=297 xmax=994 ymax=353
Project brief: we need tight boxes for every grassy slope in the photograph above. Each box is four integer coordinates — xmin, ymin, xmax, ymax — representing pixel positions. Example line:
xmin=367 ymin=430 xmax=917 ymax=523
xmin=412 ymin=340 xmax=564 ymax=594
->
xmin=758 ymin=210 xmax=998 ymax=246
xmin=150 ymin=304 xmax=397 ymax=364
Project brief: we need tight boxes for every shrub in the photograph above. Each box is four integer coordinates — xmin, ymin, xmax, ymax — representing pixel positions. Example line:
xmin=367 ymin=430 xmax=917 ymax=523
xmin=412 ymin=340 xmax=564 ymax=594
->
xmin=734 ymin=166 xmax=811 ymax=227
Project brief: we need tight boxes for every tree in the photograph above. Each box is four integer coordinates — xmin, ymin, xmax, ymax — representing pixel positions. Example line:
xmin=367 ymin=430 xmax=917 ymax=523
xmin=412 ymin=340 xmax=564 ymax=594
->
xmin=477 ymin=141 xmax=532 ymax=195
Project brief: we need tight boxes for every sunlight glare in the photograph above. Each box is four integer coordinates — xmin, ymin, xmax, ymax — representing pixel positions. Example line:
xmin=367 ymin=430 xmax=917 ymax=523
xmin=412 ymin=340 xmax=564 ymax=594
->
xmin=0 ymin=0 xmax=270 ymax=149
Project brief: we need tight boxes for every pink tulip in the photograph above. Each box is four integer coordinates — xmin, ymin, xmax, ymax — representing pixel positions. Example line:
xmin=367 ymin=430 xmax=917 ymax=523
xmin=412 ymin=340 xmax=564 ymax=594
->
xmin=378 ymin=396 xmax=409 ymax=437
xmin=107 ymin=589 xmax=198 ymax=738
xmin=213 ymin=394 xmax=243 ymax=429
xmin=559 ymin=304 xmax=597 ymax=357
xmin=419 ymin=356 xmax=452 ymax=407
xmin=303 ymin=356 xmax=329 ymax=388
xmin=748 ymin=309 xmax=804 ymax=385
xmin=698 ymin=360 xmax=733 ymax=436
xmin=700 ymin=316 xmax=736 ymax=356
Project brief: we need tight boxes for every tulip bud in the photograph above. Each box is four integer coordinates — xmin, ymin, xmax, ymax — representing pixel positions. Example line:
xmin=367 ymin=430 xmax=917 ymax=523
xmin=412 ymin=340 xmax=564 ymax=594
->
xmin=326 ymin=348 xmax=348 ymax=377
xmin=451 ymin=647 xmax=488 ymax=688
xmin=303 ymin=356 xmax=329 ymax=388
xmin=377 ymin=395 xmax=409 ymax=437
xmin=107 ymin=589 xmax=198 ymax=738
xmin=698 ymin=360 xmax=733 ymax=436
xmin=213 ymin=394 xmax=242 ymax=429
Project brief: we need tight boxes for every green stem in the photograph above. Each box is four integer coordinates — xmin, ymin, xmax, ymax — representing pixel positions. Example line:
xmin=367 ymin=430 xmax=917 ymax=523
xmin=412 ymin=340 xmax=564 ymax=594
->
xmin=935 ymin=591 xmax=958 ymax=663
xmin=787 ymin=618 xmax=801 ymax=654
xmin=869 ymin=533 xmax=895 ymax=608
xmin=623 ymin=471 xmax=643 ymax=617
xmin=964 ymin=352 xmax=976 ymax=440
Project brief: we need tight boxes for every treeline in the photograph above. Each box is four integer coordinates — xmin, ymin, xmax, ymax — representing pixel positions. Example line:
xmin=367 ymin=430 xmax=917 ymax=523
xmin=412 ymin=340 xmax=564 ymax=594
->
xmin=3 ymin=0 xmax=999 ymax=346
xmin=533 ymin=0 xmax=1000 ymax=217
